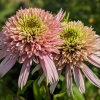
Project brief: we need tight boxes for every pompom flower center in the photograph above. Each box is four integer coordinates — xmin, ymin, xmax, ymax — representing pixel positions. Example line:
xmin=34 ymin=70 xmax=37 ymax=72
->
xmin=59 ymin=21 xmax=97 ymax=65
xmin=61 ymin=29 xmax=78 ymax=42
xmin=18 ymin=16 xmax=46 ymax=37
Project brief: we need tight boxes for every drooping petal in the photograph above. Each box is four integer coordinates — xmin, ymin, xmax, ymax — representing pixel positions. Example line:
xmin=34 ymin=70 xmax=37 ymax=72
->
xmin=38 ymin=73 xmax=45 ymax=85
xmin=31 ymin=64 xmax=41 ymax=75
xmin=40 ymin=53 xmax=58 ymax=84
xmin=39 ymin=58 xmax=47 ymax=77
xmin=0 ymin=48 xmax=7 ymax=60
xmin=0 ymin=32 xmax=2 ymax=45
xmin=50 ymin=63 xmax=66 ymax=93
xmin=43 ymin=53 xmax=59 ymax=83
xmin=66 ymin=64 xmax=72 ymax=95
xmin=81 ymin=62 xmax=100 ymax=87
xmin=50 ymin=70 xmax=62 ymax=94
xmin=0 ymin=55 xmax=11 ymax=69
xmin=0 ymin=55 xmax=18 ymax=77
xmin=94 ymin=51 xmax=100 ymax=57
xmin=88 ymin=54 xmax=100 ymax=68
xmin=40 ymin=58 xmax=53 ymax=84
xmin=18 ymin=60 xmax=31 ymax=89
xmin=73 ymin=66 xmax=85 ymax=93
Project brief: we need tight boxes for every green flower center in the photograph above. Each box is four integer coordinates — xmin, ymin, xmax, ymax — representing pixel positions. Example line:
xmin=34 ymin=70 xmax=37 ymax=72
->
xmin=26 ymin=18 xmax=41 ymax=28
xmin=60 ymin=22 xmax=88 ymax=64
xmin=18 ymin=15 xmax=46 ymax=37
xmin=61 ymin=27 xmax=83 ymax=43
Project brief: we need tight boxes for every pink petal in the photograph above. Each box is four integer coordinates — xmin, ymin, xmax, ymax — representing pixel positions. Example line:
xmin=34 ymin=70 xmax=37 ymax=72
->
xmin=0 ymin=55 xmax=11 ymax=69
xmin=0 ymin=55 xmax=18 ymax=77
xmin=18 ymin=60 xmax=30 ymax=89
xmin=43 ymin=53 xmax=59 ymax=83
xmin=0 ymin=33 xmax=2 ymax=44
xmin=40 ymin=58 xmax=53 ymax=84
xmin=39 ymin=58 xmax=47 ymax=76
xmin=49 ymin=63 xmax=66 ymax=93
xmin=38 ymin=73 xmax=45 ymax=85
xmin=95 ymin=51 xmax=100 ymax=57
xmin=88 ymin=54 xmax=100 ymax=68
xmin=58 ymin=63 xmax=66 ymax=70
xmin=0 ymin=48 xmax=7 ymax=60
xmin=40 ymin=53 xmax=58 ymax=84
xmin=81 ymin=62 xmax=100 ymax=87
xmin=19 ymin=54 xmax=27 ymax=63
xmin=31 ymin=64 xmax=41 ymax=75
xmin=54 ymin=9 xmax=65 ymax=21
xmin=66 ymin=64 xmax=72 ymax=95
xmin=73 ymin=66 xmax=85 ymax=93
xmin=50 ymin=70 xmax=62 ymax=94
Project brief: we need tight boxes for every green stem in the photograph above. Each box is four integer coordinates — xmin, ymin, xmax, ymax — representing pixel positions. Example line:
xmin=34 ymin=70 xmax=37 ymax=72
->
xmin=43 ymin=81 xmax=51 ymax=100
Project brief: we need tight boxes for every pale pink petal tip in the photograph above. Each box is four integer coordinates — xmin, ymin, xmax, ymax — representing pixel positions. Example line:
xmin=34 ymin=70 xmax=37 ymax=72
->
xmin=88 ymin=54 xmax=100 ymax=68
xmin=81 ymin=63 xmax=100 ymax=88
xmin=38 ymin=73 xmax=45 ymax=85
xmin=0 ymin=55 xmax=18 ymax=77
xmin=31 ymin=64 xmax=41 ymax=75
xmin=50 ymin=70 xmax=62 ymax=94
xmin=40 ymin=53 xmax=59 ymax=84
xmin=18 ymin=61 xmax=30 ymax=89
xmin=73 ymin=66 xmax=85 ymax=93
xmin=50 ymin=81 xmax=58 ymax=94
xmin=55 ymin=8 xmax=65 ymax=21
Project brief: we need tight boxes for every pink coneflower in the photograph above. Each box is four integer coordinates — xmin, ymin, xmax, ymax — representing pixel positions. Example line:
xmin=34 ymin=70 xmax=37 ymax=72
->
xmin=0 ymin=8 xmax=64 ymax=89
xmin=50 ymin=21 xmax=100 ymax=94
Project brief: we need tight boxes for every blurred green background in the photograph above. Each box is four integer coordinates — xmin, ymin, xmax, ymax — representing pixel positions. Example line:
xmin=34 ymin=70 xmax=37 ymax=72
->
xmin=0 ymin=0 xmax=100 ymax=100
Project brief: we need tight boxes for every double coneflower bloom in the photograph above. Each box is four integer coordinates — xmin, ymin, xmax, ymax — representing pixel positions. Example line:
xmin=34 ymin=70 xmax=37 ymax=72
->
xmin=0 ymin=8 xmax=64 ymax=89
xmin=0 ymin=8 xmax=100 ymax=95
xmin=50 ymin=21 xmax=100 ymax=94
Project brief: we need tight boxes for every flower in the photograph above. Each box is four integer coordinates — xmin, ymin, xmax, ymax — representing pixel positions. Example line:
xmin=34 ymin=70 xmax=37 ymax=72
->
xmin=0 ymin=8 xmax=64 ymax=89
xmin=50 ymin=21 xmax=100 ymax=94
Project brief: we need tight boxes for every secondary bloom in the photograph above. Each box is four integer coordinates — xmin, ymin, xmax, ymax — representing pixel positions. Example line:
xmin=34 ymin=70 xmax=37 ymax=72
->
xmin=0 ymin=8 xmax=64 ymax=89
xmin=50 ymin=21 xmax=100 ymax=94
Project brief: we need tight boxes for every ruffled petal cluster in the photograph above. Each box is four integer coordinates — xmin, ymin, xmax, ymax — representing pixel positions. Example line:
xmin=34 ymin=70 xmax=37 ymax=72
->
xmin=0 ymin=8 xmax=64 ymax=89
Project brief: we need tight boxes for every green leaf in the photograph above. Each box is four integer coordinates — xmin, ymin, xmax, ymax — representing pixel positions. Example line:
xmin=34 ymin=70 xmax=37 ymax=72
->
xmin=6 ymin=94 xmax=13 ymax=100
xmin=72 ymin=85 xmax=85 ymax=100
xmin=60 ymin=75 xmax=65 ymax=81
xmin=54 ymin=92 xmax=66 ymax=100
xmin=17 ymin=80 xmax=34 ymax=96
xmin=33 ymin=80 xmax=42 ymax=100
xmin=53 ymin=79 xmax=66 ymax=100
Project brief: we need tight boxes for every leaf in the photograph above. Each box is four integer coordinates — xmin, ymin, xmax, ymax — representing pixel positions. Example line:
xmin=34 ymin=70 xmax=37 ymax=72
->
xmin=72 ymin=85 xmax=85 ymax=100
xmin=53 ymin=79 xmax=66 ymax=100
xmin=6 ymin=94 xmax=13 ymax=100
xmin=60 ymin=75 xmax=65 ymax=81
xmin=54 ymin=92 xmax=66 ymax=100
xmin=17 ymin=80 xmax=34 ymax=96
xmin=33 ymin=80 xmax=42 ymax=100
